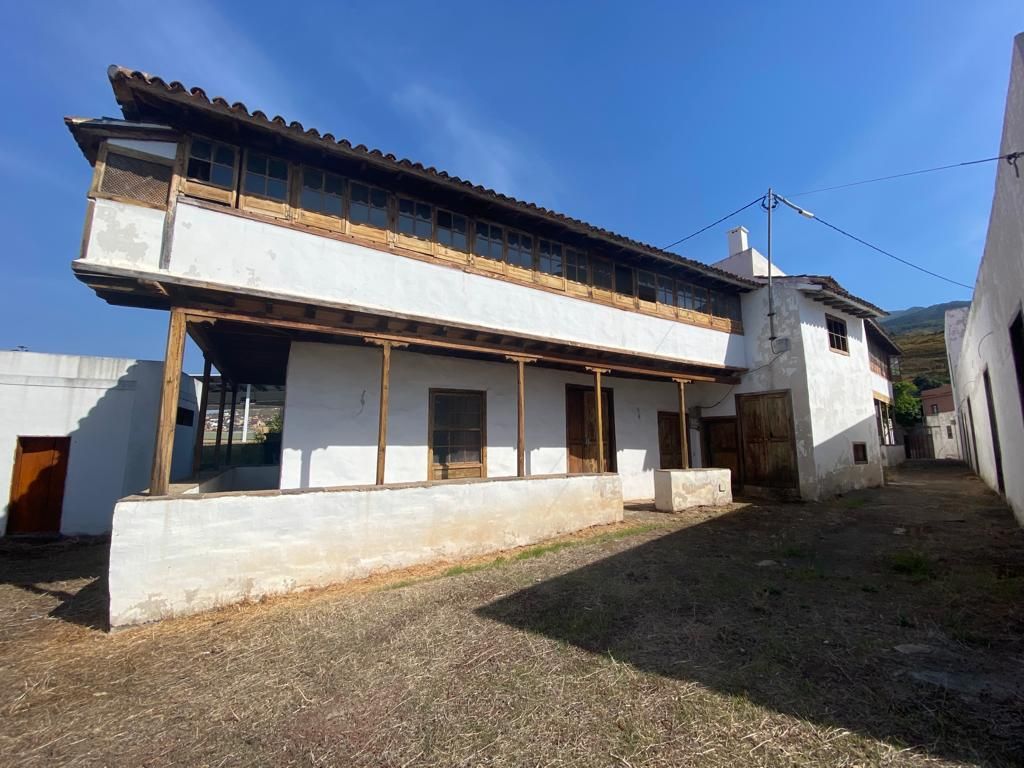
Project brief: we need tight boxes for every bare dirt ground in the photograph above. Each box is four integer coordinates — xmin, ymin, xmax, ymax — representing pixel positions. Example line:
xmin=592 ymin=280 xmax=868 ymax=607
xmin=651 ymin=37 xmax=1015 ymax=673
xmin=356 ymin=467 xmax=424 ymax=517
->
xmin=1 ymin=462 xmax=1022 ymax=767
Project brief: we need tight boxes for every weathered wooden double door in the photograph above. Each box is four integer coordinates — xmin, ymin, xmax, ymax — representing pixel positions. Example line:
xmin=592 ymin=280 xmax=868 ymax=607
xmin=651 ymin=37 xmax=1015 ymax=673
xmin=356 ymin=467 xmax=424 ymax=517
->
xmin=565 ymin=386 xmax=615 ymax=473
xmin=736 ymin=392 xmax=798 ymax=491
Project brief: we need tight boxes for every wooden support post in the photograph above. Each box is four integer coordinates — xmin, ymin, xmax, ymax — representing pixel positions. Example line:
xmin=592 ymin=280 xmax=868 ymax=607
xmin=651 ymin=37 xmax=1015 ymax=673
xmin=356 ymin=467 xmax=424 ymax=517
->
xmin=191 ymin=357 xmax=212 ymax=475
xmin=225 ymin=382 xmax=238 ymax=465
xmin=213 ymin=379 xmax=227 ymax=467
xmin=375 ymin=341 xmax=392 ymax=485
xmin=150 ymin=308 xmax=187 ymax=496
xmin=674 ymin=378 xmax=691 ymax=469
xmin=587 ymin=367 xmax=610 ymax=473
xmin=507 ymin=356 xmax=537 ymax=477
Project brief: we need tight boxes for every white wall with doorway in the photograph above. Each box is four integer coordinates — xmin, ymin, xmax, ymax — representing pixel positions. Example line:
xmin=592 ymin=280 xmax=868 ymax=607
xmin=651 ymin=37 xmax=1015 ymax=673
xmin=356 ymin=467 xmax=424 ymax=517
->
xmin=0 ymin=351 xmax=197 ymax=536
xmin=279 ymin=342 xmax=690 ymax=501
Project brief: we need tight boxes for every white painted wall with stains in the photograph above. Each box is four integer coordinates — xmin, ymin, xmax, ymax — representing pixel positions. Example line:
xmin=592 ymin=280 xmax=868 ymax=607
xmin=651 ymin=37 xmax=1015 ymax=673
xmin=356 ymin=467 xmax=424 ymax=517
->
xmin=948 ymin=33 xmax=1024 ymax=524
xmin=280 ymin=343 xmax=695 ymax=501
xmin=0 ymin=351 xmax=196 ymax=536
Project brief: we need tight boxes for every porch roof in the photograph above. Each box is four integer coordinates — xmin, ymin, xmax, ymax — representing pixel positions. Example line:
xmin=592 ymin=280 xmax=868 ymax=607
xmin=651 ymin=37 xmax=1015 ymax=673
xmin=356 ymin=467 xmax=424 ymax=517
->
xmin=75 ymin=261 xmax=744 ymax=386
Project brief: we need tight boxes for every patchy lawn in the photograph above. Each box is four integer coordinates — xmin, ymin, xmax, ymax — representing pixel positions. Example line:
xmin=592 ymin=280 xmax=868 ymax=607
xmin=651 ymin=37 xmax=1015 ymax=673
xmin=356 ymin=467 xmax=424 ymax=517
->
xmin=1 ymin=462 xmax=1022 ymax=767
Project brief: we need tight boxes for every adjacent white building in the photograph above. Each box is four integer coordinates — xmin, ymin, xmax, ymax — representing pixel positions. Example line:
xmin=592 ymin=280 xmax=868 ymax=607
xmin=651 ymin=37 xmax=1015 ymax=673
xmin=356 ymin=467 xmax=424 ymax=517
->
xmin=62 ymin=67 xmax=901 ymax=623
xmin=0 ymin=351 xmax=196 ymax=536
xmin=946 ymin=32 xmax=1024 ymax=524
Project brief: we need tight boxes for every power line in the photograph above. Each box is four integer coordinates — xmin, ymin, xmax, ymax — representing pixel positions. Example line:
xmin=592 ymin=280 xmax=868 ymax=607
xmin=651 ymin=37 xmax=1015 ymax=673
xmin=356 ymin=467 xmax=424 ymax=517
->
xmin=791 ymin=151 xmax=1021 ymax=197
xmin=802 ymin=209 xmax=974 ymax=291
xmin=661 ymin=195 xmax=765 ymax=250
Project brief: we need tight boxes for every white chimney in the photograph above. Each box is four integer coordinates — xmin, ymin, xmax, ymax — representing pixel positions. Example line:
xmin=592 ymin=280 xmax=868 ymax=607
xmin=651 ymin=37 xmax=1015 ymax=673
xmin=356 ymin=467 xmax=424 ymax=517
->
xmin=727 ymin=226 xmax=749 ymax=256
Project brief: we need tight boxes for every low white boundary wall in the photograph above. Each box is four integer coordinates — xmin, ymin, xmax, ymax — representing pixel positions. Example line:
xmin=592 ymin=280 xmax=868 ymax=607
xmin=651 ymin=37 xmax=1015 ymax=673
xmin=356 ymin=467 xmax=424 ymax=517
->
xmin=109 ymin=473 xmax=623 ymax=627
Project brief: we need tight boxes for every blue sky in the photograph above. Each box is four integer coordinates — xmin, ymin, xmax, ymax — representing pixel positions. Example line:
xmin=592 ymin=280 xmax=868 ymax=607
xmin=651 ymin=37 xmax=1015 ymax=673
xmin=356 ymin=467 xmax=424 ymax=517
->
xmin=1 ymin=1 xmax=1021 ymax=371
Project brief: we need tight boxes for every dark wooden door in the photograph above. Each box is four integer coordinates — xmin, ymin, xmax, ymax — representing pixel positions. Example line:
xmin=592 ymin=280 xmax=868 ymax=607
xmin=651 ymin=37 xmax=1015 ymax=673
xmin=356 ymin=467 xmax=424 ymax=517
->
xmin=566 ymin=386 xmax=615 ymax=473
xmin=7 ymin=436 xmax=70 ymax=535
xmin=737 ymin=393 xmax=798 ymax=490
xmin=704 ymin=417 xmax=740 ymax=483
xmin=657 ymin=412 xmax=682 ymax=469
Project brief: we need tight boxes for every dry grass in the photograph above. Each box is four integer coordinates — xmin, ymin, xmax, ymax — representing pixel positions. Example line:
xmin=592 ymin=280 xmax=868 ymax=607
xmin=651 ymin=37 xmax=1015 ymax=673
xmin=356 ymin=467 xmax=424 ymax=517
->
xmin=1 ymin=463 xmax=1022 ymax=767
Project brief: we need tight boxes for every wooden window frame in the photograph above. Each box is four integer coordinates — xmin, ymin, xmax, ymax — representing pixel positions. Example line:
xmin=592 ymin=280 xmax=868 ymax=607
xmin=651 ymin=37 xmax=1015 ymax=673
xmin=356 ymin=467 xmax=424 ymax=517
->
xmin=428 ymin=388 xmax=487 ymax=481
xmin=637 ymin=269 xmax=658 ymax=308
xmin=348 ymin=180 xmax=391 ymax=243
xmin=435 ymin=208 xmax=470 ymax=260
xmin=473 ymin=219 xmax=506 ymax=271
xmin=91 ymin=142 xmax=176 ymax=211
xmin=238 ymin=149 xmax=291 ymax=218
xmin=295 ymin=165 xmax=346 ymax=232
xmin=505 ymin=228 xmax=535 ymax=277
xmin=826 ymin=314 xmax=850 ymax=355
xmin=396 ymin=195 xmax=435 ymax=251
xmin=536 ymin=239 xmax=565 ymax=288
xmin=182 ymin=135 xmax=240 ymax=206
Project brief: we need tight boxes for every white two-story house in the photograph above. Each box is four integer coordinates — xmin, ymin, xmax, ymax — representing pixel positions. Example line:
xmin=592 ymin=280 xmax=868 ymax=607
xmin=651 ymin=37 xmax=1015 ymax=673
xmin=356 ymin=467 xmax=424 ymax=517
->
xmin=64 ymin=67 xmax=899 ymax=625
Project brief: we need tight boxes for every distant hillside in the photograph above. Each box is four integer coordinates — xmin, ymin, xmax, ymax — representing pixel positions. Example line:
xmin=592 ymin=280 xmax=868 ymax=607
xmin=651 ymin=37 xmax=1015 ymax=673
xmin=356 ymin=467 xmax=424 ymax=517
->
xmin=891 ymin=330 xmax=950 ymax=384
xmin=879 ymin=301 xmax=970 ymax=334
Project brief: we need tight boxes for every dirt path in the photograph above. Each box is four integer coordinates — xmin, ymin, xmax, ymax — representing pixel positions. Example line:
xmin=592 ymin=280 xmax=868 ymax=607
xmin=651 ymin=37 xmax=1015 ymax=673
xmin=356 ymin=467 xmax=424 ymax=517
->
xmin=0 ymin=462 xmax=1021 ymax=767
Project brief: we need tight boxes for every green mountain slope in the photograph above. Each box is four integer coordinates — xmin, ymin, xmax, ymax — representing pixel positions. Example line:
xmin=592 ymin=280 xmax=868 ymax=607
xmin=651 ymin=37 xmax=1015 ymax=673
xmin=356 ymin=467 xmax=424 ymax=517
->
xmin=879 ymin=301 xmax=970 ymax=385
xmin=879 ymin=300 xmax=970 ymax=334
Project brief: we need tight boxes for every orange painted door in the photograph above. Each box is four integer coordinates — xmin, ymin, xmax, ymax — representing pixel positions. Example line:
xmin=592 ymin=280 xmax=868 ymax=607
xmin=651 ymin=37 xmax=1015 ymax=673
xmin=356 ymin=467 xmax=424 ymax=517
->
xmin=7 ymin=437 xmax=70 ymax=534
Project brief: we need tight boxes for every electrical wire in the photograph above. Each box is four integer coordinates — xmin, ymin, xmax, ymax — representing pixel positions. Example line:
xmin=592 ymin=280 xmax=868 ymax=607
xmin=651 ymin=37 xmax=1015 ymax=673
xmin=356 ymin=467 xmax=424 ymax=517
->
xmin=804 ymin=210 xmax=974 ymax=291
xmin=661 ymin=195 xmax=765 ymax=250
xmin=791 ymin=151 xmax=1021 ymax=197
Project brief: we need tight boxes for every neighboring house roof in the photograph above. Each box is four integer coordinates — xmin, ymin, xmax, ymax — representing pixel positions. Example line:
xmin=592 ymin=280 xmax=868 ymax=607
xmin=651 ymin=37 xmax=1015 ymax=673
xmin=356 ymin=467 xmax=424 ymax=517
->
xmin=67 ymin=65 xmax=759 ymax=292
xmin=865 ymin=318 xmax=902 ymax=355
xmin=777 ymin=274 xmax=887 ymax=319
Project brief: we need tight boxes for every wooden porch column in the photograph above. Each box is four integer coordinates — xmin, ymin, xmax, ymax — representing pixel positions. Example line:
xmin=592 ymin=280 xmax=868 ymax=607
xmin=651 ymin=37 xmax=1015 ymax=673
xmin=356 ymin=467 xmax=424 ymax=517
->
xmin=225 ymin=382 xmax=239 ymax=465
xmin=375 ymin=341 xmax=393 ymax=485
xmin=673 ymin=378 xmax=691 ymax=469
xmin=150 ymin=308 xmax=187 ymax=496
xmin=213 ymin=379 xmax=227 ymax=467
xmin=191 ymin=357 xmax=212 ymax=475
xmin=507 ymin=356 xmax=537 ymax=477
xmin=587 ymin=367 xmax=610 ymax=472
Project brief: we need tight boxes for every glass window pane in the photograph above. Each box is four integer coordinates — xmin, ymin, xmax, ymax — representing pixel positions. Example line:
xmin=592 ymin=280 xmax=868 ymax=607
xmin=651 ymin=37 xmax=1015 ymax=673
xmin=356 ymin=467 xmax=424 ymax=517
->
xmin=268 ymin=158 xmax=288 ymax=180
xmin=350 ymin=202 xmax=368 ymax=223
xmin=437 ymin=210 xmax=452 ymax=228
xmin=300 ymin=186 xmax=321 ymax=211
xmin=369 ymin=206 xmax=388 ymax=228
xmin=187 ymin=157 xmax=211 ymax=182
xmin=324 ymin=173 xmax=344 ymax=196
xmin=303 ymin=169 xmax=323 ymax=190
xmin=370 ymin=188 xmax=388 ymax=208
xmin=351 ymin=183 xmax=369 ymax=204
xmin=638 ymin=270 xmax=657 ymax=302
xmin=210 ymin=163 xmax=233 ymax=187
xmin=324 ymin=195 xmax=343 ymax=217
xmin=191 ymin=139 xmax=212 ymax=160
xmin=592 ymin=259 xmax=613 ymax=289
xmin=246 ymin=153 xmax=266 ymax=174
xmin=213 ymin=145 xmax=235 ymax=166
xmin=266 ymin=178 xmax=287 ymax=201
xmin=614 ymin=264 xmax=634 ymax=296
xmin=244 ymin=171 xmax=264 ymax=195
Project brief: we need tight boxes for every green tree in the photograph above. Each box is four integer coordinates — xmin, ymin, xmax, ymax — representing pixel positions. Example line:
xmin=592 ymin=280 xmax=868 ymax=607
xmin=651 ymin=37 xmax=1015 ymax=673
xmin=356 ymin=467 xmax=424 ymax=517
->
xmin=893 ymin=380 xmax=922 ymax=427
xmin=913 ymin=374 xmax=943 ymax=392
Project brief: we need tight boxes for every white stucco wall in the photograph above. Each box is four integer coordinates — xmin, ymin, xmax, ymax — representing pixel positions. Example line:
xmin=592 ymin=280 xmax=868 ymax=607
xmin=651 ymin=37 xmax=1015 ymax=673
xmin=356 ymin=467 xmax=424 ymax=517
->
xmin=0 ymin=351 xmax=196 ymax=535
xmin=694 ymin=281 xmax=883 ymax=499
xmin=926 ymin=412 xmax=962 ymax=460
xmin=109 ymin=472 xmax=624 ymax=626
xmin=83 ymin=197 xmax=166 ymax=272
xmin=280 ymin=342 xmax=683 ymax=501
xmin=78 ymin=199 xmax=745 ymax=370
xmin=949 ymin=33 xmax=1024 ymax=523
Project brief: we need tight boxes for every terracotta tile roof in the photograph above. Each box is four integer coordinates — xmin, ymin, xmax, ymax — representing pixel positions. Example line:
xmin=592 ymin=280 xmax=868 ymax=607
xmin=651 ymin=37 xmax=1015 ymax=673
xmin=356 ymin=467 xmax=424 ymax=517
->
xmin=780 ymin=274 xmax=886 ymax=318
xmin=100 ymin=66 xmax=758 ymax=290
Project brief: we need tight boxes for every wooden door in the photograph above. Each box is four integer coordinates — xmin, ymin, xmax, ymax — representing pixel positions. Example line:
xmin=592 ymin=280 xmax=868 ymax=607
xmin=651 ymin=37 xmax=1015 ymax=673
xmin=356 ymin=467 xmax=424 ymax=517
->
xmin=737 ymin=392 xmax=798 ymax=490
xmin=7 ymin=436 xmax=70 ymax=535
xmin=658 ymin=411 xmax=690 ymax=469
xmin=704 ymin=417 xmax=740 ymax=483
xmin=566 ymin=386 xmax=615 ymax=473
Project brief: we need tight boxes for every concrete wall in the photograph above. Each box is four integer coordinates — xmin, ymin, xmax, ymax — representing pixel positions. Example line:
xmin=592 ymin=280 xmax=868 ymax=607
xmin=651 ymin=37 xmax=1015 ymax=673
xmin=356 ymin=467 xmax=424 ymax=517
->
xmin=77 ymin=198 xmax=746 ymax=370
xmin=108 ymin=472 xmax=624 ymax=626
xmin=0 ymin=352 xmax=196 ymax=535
xmin=948 ymin=33 xmax=1024 ymax=523
xmin=280 ymin=342 xmax=682 ymax=501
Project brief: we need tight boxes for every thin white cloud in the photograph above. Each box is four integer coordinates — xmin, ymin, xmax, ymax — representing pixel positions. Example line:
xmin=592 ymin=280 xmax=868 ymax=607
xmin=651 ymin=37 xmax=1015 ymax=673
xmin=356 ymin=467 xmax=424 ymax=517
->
xmin=392 ymin=83 xmax=560 ymax=206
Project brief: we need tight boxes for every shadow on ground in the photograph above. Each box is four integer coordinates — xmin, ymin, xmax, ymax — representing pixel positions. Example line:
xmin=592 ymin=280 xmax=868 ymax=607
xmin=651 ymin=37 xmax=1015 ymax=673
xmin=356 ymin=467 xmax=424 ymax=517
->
xmin=0 ymin=537 xmax=109 ymax=631
xmin=479 ymin=463 xmax=1024 ymax=765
